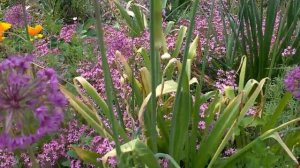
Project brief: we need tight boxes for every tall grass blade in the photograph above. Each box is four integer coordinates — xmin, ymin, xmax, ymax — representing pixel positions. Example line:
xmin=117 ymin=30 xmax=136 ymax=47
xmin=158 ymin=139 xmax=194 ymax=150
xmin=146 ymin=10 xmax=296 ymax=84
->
xmin=92 ymin=0 xmax=123 ymax=165
xmin=169 ymin=0 xmax=199 ymax=163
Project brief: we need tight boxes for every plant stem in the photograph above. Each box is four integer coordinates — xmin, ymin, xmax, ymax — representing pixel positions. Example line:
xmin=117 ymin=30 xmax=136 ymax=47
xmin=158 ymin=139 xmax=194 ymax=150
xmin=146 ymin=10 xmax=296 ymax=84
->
xmin=21 ymin=0 xmax=33 ymax=52
xmin=28 ymin=147 xmax=39 ymax=168
xmin=92 ymin=0 xmax=124 ymax=166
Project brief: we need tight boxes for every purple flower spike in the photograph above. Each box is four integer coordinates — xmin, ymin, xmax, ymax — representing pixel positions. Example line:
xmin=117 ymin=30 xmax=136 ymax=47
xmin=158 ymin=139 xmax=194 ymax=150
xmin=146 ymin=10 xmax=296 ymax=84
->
xmin=284 ymin=66 xmax=300 ymax=100
xmin=0 ymin=55 xmax=67 ymax=151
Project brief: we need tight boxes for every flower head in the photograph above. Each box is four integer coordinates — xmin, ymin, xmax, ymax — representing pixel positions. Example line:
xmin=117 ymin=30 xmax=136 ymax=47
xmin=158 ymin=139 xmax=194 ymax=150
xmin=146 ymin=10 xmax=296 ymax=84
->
xmin=0 ymin=22 xmax=12 ymax=42
xmin=246 ymin=107 xmax=257 ymax=116
xmin=4 ymin=5 xmax=31 ymax=27
xmin=28 ymin=25 xmax=43 ymax=39
xmin=224 ymin=148 xmax=237 ymax=156
xmin=284 ymin=66 xmax=300 ymax=100
xmin=0 ymin=22 xmax=11 ymax=32
xmin=0 ymin=56 xmax=67 ymax=150
xmin=282 ymin=46 xmax=296 ymax=57
xmin=198 ymin=121 xmax=206 ymax=130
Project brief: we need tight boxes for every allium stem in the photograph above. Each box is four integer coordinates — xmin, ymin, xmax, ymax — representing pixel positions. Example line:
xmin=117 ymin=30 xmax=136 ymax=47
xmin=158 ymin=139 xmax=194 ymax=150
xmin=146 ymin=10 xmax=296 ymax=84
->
xmin=21 ymin=0 xmax=30 ymax=41
xmin=21 ymin=0 xmax=33 ymax=52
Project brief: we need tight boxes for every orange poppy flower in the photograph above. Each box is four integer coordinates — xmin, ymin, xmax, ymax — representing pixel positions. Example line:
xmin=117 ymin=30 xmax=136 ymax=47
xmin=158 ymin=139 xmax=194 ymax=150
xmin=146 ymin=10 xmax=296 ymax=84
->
xmin=28 ymin=25 xmax=43 ymax=36
xmin=0 ymin=22 xmax=11 ymax=32
xmin=0 ymin=21 xmax=12 ymax=42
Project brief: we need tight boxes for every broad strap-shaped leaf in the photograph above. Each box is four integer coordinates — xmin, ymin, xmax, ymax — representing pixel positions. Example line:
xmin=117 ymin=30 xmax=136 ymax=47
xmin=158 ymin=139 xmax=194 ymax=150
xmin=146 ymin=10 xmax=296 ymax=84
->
xmin=265 ymin=132 xmax=299 ymax=165
xmin=102 ymin=139 xmax=161 ymax=168
xmin=72 ymin=77 xmax=129 ymax=141
xmin=71 ymin=146 xmax=103 ymax=168
xmin=115 ymin=51 xmax=143 ymax=106
xmin=138 ymin=79 xmax=198 ymax=123
xmin=60 ymin=86 xmax=113 ymax=140
xmin=172 ymin=26 xmax=187 ymax=58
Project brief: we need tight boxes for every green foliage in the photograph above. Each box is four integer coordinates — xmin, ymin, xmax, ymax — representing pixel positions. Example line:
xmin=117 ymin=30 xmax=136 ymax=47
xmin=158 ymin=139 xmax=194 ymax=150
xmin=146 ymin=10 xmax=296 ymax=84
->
xmin=166 ymin=0 xmax=192 ymax=21
xmin=223 ymin=0 xmax=300 ymax=80
xmin=114 ymin=0 xmax=147 ymax=36
xmin=38 ymin=0 xmax=93 ymax=22
xmin=59 ymin=0 xmax=300 ymax=167
xmin=264 ymin=67 xmax=300 ymax=125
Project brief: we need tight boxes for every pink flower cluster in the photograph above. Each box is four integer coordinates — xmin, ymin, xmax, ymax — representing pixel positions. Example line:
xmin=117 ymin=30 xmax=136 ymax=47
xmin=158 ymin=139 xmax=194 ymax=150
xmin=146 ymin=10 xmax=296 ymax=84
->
xmin=246 ymin=107 xmax=257 ymax=116
xmin=0 ymin=119 xmax=116 ymax=168
xmin=215 ymin=69 xmax=237 ymax=93
xmin=224 ymin=147 xmax=237 ymax=156
xmin=198 ymin=103 xmax=208 ymax=130
xmin=282 ymin=46 xmax=296 ymax=57
xmin=0 ymin=149 xmax=16 ymax=168
xmin=77 ymin=26 xmax=133 ymax=101
xmin=59 ymin=24 xmax=77 ymax=43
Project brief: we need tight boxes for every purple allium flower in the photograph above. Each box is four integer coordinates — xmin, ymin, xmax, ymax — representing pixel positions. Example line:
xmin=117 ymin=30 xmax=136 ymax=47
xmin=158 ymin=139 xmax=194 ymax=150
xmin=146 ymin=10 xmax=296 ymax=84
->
xmin=59 ymin=24 xmax=77 ymax=43
xmin=224 ymin=148 xmax=237 ymax=156
xmin=284 ymin=66 xmax=300 ymax=100
xmin=0 ymin=149 xmax=17 ymax=168
xmin=4 ymin=4 xmax=31 ymax=27
xmin=0 ymin=56 xmax=66 ymax=151
xmin=198 ymin=121 xmax=206 ymax=130
xmin=282 ymin=46 xmax=296 ymax=57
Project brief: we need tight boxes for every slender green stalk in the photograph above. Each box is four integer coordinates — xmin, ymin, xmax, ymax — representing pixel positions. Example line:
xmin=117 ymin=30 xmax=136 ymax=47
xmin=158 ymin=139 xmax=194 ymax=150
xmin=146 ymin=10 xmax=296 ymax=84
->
xmin=28 ymin=146 xmax=39 ymax=168
xmin=21 ymin=0 xmax=33 ymax=52
xmin=149 ymin=0 xmax=158 ymax=152
xmin=92 ymin=0 xmax=123 ymax=166
xmin=169 ymin=0 xmax=199 ymax=157
xmin=21 ymin=0 xmax=30 ymax=41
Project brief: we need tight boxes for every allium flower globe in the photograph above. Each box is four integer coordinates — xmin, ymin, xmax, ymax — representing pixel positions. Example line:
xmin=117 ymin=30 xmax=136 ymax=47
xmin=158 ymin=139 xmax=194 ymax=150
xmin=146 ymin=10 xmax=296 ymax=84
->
xmin=284 ymin=66 xmax=300 ymax=100
xmin=0 ymin=56 xmax=66 ymax=150
xmin=4 ymin=4 xmax=31 ymax=27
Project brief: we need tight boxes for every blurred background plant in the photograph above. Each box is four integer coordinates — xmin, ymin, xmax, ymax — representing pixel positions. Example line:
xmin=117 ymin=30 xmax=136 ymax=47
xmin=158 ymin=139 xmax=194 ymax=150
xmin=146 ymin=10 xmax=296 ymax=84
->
xmin=0 ymin=0 xmax=299 ymax=167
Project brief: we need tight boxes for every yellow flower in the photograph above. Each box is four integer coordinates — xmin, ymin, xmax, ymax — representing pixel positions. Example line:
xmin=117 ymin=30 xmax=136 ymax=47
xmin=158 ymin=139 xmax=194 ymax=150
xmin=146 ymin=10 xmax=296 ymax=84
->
xmin=0 ymin=22 xmax=12 ymax=32
xmin=28 ymin=25 xmax=43 ymax=36
xmin=0 ymin=21 xmax=11 ymax=42
xmin=37 ymin=34 xmax=43 ymax=38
